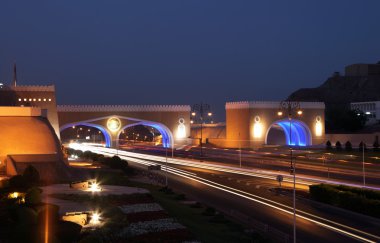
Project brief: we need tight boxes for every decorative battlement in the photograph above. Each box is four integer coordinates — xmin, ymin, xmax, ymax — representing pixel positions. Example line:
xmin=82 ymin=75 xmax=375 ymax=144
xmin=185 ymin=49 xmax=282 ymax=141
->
xmin=10 ymin=85 xmax=55 ymax=92
xmin=226 ymin=101 xmax=325 ymax=109
xmin=57 ymin=105 xmax=191 ymax=112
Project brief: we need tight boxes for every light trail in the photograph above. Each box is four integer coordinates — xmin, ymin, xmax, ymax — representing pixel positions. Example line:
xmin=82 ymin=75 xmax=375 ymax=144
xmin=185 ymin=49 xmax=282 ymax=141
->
xmin=70 ymin=143 xmax=380 ymax=191
xmin=70 ymin=143 xmax=380 ymax=243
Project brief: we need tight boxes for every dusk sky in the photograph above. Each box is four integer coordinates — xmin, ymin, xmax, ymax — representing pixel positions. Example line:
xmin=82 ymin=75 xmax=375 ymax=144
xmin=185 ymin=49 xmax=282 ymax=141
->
xmin=1 ymin=1 xmax=379 ymax=121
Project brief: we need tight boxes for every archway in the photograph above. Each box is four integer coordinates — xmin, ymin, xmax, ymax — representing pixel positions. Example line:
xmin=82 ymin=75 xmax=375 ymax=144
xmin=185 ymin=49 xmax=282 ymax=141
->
xmin=265 ymin=119 xmax=312 ymax=146
xmin=60 ymin=122 xmax=112 ymax=147
xmin=117 ymin=121 xmax=174 ymax=148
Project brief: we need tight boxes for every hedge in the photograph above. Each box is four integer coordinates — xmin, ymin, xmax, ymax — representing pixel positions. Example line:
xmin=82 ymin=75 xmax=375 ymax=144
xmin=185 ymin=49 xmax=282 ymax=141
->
xmin=309 ymin=184 xmax=380 ymax=218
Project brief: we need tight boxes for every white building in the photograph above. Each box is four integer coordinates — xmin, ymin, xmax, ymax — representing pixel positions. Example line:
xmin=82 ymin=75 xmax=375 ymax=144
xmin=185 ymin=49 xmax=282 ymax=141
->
xmin=350 ymin=101 xmax=380 ymax=125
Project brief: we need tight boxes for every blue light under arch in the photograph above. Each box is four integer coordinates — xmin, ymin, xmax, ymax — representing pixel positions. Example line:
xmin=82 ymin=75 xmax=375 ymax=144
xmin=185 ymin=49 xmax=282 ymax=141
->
xmin=118 ymin=121 xmax=174 ymax=148
xmin=60 ymin=122 xmax=112 ymax=148
xmin=266 ymin=119 xmax=312 ymax=146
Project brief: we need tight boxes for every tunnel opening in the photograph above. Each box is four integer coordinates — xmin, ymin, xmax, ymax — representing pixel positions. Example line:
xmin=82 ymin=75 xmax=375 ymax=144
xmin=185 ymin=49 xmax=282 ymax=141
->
xmin=117 ymin=122 xmax=173 ymax=148
xmin=265 ymin=119 xmax=312 ymax=147
xmin=60 ymin=123 xmax=111 ymax=147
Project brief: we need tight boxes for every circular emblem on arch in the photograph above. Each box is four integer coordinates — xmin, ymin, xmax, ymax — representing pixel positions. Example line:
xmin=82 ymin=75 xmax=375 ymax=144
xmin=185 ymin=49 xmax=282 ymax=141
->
xmin=254 ymin=116 xmax=261 ymax=123
xmin=179 ymin=118 xmax=185 ymax=124
xmin=107 ymin=117 xmax=121 ymax=132
xmin=316 ymin=116 xmax=322 ymax=123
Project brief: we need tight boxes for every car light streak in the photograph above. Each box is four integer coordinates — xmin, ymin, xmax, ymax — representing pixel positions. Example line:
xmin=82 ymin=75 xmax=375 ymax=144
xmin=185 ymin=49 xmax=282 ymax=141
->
xmin=70 ymin=143 xmax=380 ymax=191
xmin=167 ymin=170 xmax=378 ymax=243
xmin=69 ymin=143 xmax=379 ymax=242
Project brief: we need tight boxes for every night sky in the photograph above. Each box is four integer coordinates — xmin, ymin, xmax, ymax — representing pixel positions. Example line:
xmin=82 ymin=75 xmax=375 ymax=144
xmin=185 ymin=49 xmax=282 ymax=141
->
xmin=1 ymin=1 xmax=379 ymax=121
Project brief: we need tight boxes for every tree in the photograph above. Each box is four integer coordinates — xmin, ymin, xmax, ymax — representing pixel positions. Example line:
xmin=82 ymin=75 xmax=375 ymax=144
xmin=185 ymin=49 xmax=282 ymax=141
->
xmin=358 ymin=141 xmax=367 ymax=152
xmin=373 ymin=136 xmax=379 ymax=152
xmin=345 ymin=141 xmax=352 ymax=151
xmin=23 ymin=165 xmax=40 ymax=186
xmin=335 ymin=141 xmax=342 ymax=151
xmin=9 ymin=175 xmax=27 ymax=189
xmin=326 ymin=140 xmax=332 ymax=150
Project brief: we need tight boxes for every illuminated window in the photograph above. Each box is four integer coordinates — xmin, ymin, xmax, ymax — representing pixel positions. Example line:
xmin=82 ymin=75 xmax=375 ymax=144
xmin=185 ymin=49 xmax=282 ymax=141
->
xmin=38 ymin=98 xmax=41 ymax=101
xmin=48 ymin=98 xmax=52 ymax=102
xmin=18 ymin=98 xmax=21 ymax=101
xmin=33 ymin=98 xmax=36 ymax=101
xmin=43 ymin=98 xmax=46 ymax=101
xmin=29 ymin=98 xmax=32 ymax=101
xmin=24 ymin=98 xmax=27 ymax=101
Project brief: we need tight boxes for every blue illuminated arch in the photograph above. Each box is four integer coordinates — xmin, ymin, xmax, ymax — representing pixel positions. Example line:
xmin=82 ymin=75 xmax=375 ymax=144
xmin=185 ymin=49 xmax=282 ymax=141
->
xmin=265 ymin=119 xmax=312 ymax=146
xmin=117 ymin=121 xmax=174 ymax=148
xmin=60 ymin=122 xmax=112 ymax=148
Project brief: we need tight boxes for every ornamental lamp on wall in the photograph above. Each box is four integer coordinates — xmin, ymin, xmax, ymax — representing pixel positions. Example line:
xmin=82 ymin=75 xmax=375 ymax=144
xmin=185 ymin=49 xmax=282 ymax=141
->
xmin=253 ymin=116 xmax=263 ymax=138
xmin=315 ymin=116 xmax=322 ymax=136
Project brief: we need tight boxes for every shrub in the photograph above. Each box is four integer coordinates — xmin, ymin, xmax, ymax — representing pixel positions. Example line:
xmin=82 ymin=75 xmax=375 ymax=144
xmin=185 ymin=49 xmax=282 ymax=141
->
xmin=309 ymin=184 xmax=380 ymax=218
xmin=9 ymin=175 xmax=28 ymax=189
xmin=175 ymin=194 xmax=186 ymax=200
xmin=373 ymin=139 xmax=379 ymax=152
xmin=210 ymin=213 xmax=226 ymax=223
xmin=15 ymin=207 xmax=38 ymax=225
xmin=56 ymin=220 xmax=82 ymax=243
xmin=335 ymin=141 xmax=342 ymax=151
xmin=23 ymin=165 xmax=40 ymax=186
xmin=25 ymin=187 xmax=42 ymax=205
xmin=191 ymin=202 xmax=202 ymax=208
xmin=345 ymin=141 xmax=352 ymax=151
xmin=202 ymin=207 xmax=216 ymax=216
xmin=358 ymin=141 xmax=367 ymax=152
xmin=325 ymin=141 xmax=332 ymax=150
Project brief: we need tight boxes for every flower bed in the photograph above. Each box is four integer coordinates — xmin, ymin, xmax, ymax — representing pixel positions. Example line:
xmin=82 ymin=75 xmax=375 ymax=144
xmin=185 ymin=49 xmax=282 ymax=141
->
xmin=119 ymin=203 xmax=163 ymax=214
xmin=128 ymin=228 xmax=193 ymax=242
xmin=126 ymin=210 xmax=169 ymax=223
xmin=119 ymin=218 xmax=186 ymax=238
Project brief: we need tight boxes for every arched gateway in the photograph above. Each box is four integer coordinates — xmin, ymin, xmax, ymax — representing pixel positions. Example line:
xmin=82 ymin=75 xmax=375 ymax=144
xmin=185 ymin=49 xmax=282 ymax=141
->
xmin=225 ymin=101 xmax=325 ymax=148
xmin=57 ymin=105 xmax=190 ymax=148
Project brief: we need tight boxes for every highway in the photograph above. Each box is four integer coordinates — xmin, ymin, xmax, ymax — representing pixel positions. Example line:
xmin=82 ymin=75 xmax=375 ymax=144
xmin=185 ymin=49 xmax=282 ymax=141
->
xmin=120 ymin=144 xmax=380 ymax=187
xmin=69 ymin=143 xmax=380 ymax=243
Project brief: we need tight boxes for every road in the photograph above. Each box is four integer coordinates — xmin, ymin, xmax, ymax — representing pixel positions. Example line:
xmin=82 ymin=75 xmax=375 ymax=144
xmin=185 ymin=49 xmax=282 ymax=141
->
xmin=70 ymin=143 xmax=380 ymax=243
xmin=120 ymin=144 xmax=380 ymax=186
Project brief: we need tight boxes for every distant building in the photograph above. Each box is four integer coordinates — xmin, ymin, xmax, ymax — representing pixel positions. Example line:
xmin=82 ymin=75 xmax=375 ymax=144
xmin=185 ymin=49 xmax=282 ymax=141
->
xmin=345 ymin=63 xmax=380 ymax=77
xmin=350 ymin=101 xmax=380 ymax=125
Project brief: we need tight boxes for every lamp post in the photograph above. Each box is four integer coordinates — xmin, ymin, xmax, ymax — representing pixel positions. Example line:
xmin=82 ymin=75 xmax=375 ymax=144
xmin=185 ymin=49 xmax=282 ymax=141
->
xmin=165 ymin=138 xmax=168 ymax=187
xmin=191 ymin=103 xmax=212 ymax=162
xmin=361 ymin=141 xmax=366 ymax=186
xmin=277 ymin=100 xmax=302 ymax=243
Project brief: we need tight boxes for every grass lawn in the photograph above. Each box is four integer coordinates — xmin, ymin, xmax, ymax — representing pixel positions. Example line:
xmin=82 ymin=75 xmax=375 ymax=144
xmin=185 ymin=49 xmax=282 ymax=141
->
xmin=131 ymin=181 xmax=267 ymax=243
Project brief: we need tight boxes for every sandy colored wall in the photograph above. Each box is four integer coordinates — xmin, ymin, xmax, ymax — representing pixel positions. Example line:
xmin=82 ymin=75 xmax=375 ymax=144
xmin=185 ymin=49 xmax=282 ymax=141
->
xmin=58 ymin=110 xmax=191 ymax=147
xmin=191 ymin=124 xmax=226 ymax=142
xmin=226 ymin=108 xmax=250 ymax=147
xmin=225 ymin=102 xmax=325 ymax=148
xmin=0 ymin=117 xmax=62 ymax=170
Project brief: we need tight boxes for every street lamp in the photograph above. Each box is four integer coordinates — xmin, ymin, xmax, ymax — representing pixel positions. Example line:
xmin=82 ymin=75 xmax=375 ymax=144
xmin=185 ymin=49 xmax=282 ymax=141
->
xmin=277 ymin=100 xmax=302 ymax=243
xmin=191 ymin=103 xmax=212 ymax=161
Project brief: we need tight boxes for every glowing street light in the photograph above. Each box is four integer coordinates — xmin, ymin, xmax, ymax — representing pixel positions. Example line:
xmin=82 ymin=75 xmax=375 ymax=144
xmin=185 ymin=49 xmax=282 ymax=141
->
xmin=90 ymin=212 xmax=101 ymax=225
xmin=88 ymin=181 xmax=102 ymax=192
xmin=192 ymin=103 xmax=212 ymax=161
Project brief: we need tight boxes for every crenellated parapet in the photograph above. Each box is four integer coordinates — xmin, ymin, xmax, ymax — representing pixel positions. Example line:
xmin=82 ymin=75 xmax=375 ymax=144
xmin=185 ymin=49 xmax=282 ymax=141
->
xmin=10 ymin=85 xmax=55 ymax=92
xmin=57 ymin=104 xmax=191 ymax=112
xmin=226 ymin=101 xmax=325 ymax=109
